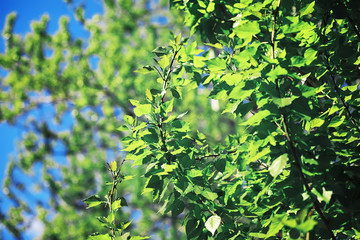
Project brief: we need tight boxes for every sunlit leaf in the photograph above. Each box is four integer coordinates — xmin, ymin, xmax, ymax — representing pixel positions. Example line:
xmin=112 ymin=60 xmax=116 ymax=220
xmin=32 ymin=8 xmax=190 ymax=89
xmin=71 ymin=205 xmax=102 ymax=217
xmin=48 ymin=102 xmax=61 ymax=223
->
xmin=205 ymin=215 xmax=221 ymax=236
xmin=83 ymin=195 xmax=104 ymax=209
xmin=110 ymin=161 xmax=117 ymax=172
xmin=300 ymin=1 xmax=315 ymax=17
xmin=269 ymin=154 xmax=288 ymax=177
xmin=134 ymin=104 xmax=152 ymax=117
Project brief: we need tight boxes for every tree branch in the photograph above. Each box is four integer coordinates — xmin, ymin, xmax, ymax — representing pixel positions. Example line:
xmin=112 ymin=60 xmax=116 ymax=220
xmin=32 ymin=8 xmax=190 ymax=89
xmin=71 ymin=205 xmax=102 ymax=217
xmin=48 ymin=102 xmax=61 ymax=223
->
xmin=270 ymin=1 xmax=335 ymax=239
xmin=280 ymin=112 xmax=335 ymax=240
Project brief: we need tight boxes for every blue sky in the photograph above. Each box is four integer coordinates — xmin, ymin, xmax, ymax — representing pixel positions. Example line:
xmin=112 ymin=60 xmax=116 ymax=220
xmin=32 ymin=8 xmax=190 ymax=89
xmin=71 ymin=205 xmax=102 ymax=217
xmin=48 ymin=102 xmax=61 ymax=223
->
xmin=0 ymin=0 xmax=103 ymax=239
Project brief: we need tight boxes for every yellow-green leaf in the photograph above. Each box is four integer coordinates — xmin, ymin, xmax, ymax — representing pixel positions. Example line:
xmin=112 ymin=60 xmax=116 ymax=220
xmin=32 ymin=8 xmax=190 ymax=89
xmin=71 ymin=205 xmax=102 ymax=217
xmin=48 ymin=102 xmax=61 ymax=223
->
xmin=310 ymin=118 xmax=324 ymax=128
xmin=175 ymin=33 xmax=181 ymax=45
xmin=146 ymin=89 xmax=153 ymax=101
xmin=300 ymin=1 xmax=315 ymax=17
xmin=134 ymin=104 xmax=152 ymax=117
xmin=110 ymin=161 xmax=117 ymax=171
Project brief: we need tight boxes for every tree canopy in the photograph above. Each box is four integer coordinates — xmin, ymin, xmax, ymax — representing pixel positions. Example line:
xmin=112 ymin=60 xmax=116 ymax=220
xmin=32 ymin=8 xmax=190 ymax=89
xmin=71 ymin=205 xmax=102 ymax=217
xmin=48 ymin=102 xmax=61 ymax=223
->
xmin=1 ymin=0 xmax=360 ymax=239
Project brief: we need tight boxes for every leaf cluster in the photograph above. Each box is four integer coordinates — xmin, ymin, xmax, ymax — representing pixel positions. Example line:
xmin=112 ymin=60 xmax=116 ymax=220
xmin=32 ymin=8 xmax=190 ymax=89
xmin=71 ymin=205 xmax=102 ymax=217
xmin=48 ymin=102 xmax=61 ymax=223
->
xmin=120 ymin=0 xmax=360 ymax=239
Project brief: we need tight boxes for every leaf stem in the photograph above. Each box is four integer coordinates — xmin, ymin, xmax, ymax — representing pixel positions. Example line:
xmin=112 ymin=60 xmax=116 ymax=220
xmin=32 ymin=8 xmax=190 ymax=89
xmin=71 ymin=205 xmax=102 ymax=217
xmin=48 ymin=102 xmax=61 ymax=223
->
xmin=107 ymin=159 xmax=125 ymax=239
xmin=161 ymin=46 xmax=181 ymax=103
xmin=270 ymin=0 xmax=281 ymax=60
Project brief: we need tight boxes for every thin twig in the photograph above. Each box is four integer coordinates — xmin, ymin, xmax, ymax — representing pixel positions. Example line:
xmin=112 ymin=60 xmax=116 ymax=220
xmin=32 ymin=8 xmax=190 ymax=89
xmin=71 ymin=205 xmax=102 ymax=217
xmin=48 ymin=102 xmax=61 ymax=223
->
xmin=324 ymin=55 xmax=360 ymax=134
xmin=195 ymin=149 xmax=237 ymax=161
xmin=281 ymin=113 xmax=334 ymax=240
xmin=270 ymin=1 xmax=335 ymax=239
xmin=157 ymin=46 xmax=181 ymax=165
xmin=106 ymin=158 xmax=125 ymax=239
xmin=161 ymin=47 xmax=181 ymax=103
xmin=153 ymin=66 xmax=165 ymax=81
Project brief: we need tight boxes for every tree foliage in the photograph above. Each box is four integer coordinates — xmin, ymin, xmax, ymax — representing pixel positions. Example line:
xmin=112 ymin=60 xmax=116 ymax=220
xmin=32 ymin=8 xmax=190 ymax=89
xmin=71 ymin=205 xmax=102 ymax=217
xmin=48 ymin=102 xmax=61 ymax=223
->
xmin=2 ymin=0 xmax=360 ymax=239
xmin=0 ymin=1 xmax=189 ymax=239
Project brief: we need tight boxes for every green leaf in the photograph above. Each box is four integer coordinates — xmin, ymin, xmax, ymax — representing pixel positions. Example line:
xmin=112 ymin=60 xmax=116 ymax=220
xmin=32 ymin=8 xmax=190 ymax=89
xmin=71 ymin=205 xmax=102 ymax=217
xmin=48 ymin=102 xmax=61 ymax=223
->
xmin=205 ymin=215 xmax=221 ymax=236
xmin=160 ymin=164 xmax=177 ymax=175
xmin=214 ymin=158 xmax=226 ymax=172
xmin=311 ymin=187 xmax=333 ymax=204
xmin=142 ymin=128 xmax=159 ymax=144
xmin=322 ymin=187 xmax=333 ymax=203
xmin=134 ymin=104 xmax=152 ymax=117
xmin=205 ymin=42 xmax=223 ymax=49
xmin=206 ymin=58 xmax=227 ymax=72
xmin=135 ymin=65 xmax=155 ymax=74
xmin=272 ymin=97 xmax=292 ymax=107
xmin=170 ymin=87 xmax=181 ymax=99
xmin=125 ymin=149 xmax=152 ymax=166
xmin=328 ymin=115 xmax=345 ymax=128
xmin=146 ymin=89 xmax=153 ymax=101
xmin=241 ymin=110 xmax=271 ymax=126
xmin=117 ymin=124 xmax=129 ymax=131
xmin=129 ymin=237 xmax=149 ymax=240
xmin=188 ymin=169 xmax=202 ymax=178
xmin=233 ymin=20 xmax=260 ymax=37
xmin=310 ymin=118 xmax=324 ymax=128
xmin=269 ymin=154 xmax=288 ymax=177
xmin=112 ymin=197 xmax=128 ymax=211
xmin=266 ymin=216 xmax=284 ymax=237
xmin=110 ymin=161 xmax=117 ymax=172
xmin=267 ymin=65 xmax=288 ymax=80
xmin=342 ymin=84 xmax=359 ymax=92
xmin=83 ymin=195 xmax=103 ymax=209
xmin=304 ymin=48 xmax=317 ymax=65
xmin=123 ymin=115 xmax=134 ymax=125
xmin=201 ymin=190 xmax=218 ymax=201
xmin=224 ymin=181 xmax=242 ymax=204
xmin=152 ymin=46 xmax=170 ymax=56
xmin=249 ymin=232 xmax=267 ymax=238
xmin=161 ymin=98 xmax=174 ymax=115
xmin=158 ymin=54 xmax=171 ymax=69
xmin=118 ymin=233 xmax=131 ymax=240
xmin=193 ymin=56 xmax=205 ymax=68
xmin=122 ymin=221 xmax=132 ymax=230
xmin=207 ymin=1 xmax=215 ymax=12
xmin=300 ymin=1 xmax=315 ymax=17
xmin=246 ymin=147 xmax=271 ymax=164
xmin=107 ymin=211 xmax=114 ymax=223
xmin=186 ymin=219 xmax=201 ymax=239
xmin=171 ymin=199 xmax=185 ymax=217
xmin=352 ymin=228 xmax=360 ymax=239
xmin=175 ymin=33 xmax=181 ymax=45
xmin=122 ymin=140 xmax=145 ymax=152
xmin=89 ymin=233 xmax=112 ymax=240
xmin=229 ymin=88 xmax=254 ymax=101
